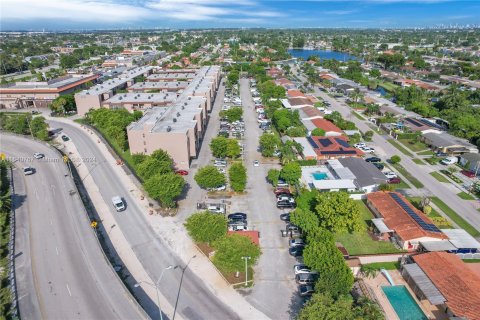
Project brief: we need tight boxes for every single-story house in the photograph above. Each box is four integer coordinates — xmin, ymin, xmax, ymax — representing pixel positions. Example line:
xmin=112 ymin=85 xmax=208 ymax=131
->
xmin=300 ymin=160 xmax=357 ymax=192
xmin=335 ymin=83 xmax=355 ymax=95
xmin=422 ymin=132 xmax=479 ymax=155
xmin=402 ymin=252 xmax=480 ymax=320
xmin=402 ymin=118 xmax=443 ymax=134
xmin=366 ymin=191 xmax=448 ymax=251
xmin=338 ymin=157 xmax=388 ymax=193
xmin=419 ymin=228 xmax=480 ymax=256
xmin=459 ymin=153 xmax=480 ymax=174
xmin=310 ymin=118 xmax=343 ymax=136
xmin=296 ymin=136 xmax=363 ymax=160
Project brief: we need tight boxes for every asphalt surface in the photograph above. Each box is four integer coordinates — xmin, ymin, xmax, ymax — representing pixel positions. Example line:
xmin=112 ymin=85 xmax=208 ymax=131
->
xmin=236 ymin=78 xmax=303 ymax=319
xmin=2 ymin=134 xmax=145 ymax=320
xmin=292 ymin=67 xmax=480 ymax=232
xmin=48 ymin=117 xmax=240 ymax=320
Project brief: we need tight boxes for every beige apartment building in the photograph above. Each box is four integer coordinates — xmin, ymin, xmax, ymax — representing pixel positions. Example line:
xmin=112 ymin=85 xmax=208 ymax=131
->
xmin=0 ymin=74 xmax=98 ymax=109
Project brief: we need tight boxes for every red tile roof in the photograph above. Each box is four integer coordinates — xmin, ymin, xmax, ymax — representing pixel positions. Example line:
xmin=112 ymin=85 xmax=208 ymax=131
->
xmin=289 ymin=97 xmax=313 ymax=107
xmin=301 ymin=106 xmax=323 ymax=118
xmin=413 ymin=252 xmax=480 ymax=320
xmin=287 ymin=89 xmax=305 ymax=98
xmin=227 ymin=230 xmax=260 ymax=246
xmin=367 ymin=192 xmax=448 ymax=242
xmin=310 ymin=118 xmax=343 ymax=134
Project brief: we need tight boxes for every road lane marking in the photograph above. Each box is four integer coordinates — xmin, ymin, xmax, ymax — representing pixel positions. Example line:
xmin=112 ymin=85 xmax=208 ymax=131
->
xmin=66 ymin=284 xmax=72 ymax=297
xmin=55 ymin=247 xmax=59 ymax=255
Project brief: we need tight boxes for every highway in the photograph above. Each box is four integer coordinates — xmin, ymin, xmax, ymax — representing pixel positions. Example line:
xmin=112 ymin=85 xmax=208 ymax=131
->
xmin=48 ymin=120 xmax=240 ymax=320
xmin=2 ymin=134 xmax=145 ymax=320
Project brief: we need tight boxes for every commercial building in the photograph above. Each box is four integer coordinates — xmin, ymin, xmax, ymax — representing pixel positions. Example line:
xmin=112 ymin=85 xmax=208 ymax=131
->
xmin=127 ymin=66 xmax=221 ymax=170
xmin=366 ymin=192 xmax=448 ymax=251
xmin=0 ymin=74 xmax=98 ymax=109
xmin=402 ymin=252 xmax=480 ymax=320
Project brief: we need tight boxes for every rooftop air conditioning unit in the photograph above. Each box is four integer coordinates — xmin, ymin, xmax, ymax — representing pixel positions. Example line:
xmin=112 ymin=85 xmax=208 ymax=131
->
xmin=176 ymin=112 xmax=180 ymax=117
xmin=173 ymin=118 xmax=177 ymax=123
xmin=167 ymin=126 xmax=171 ymax=132
xmin=182 ymin=106 xmax=185 ymax=110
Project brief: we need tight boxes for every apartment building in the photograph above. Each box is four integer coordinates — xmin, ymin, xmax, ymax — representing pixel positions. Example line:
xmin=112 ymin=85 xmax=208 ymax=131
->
xmin=0 ymin=74 xmax=98 ymax=109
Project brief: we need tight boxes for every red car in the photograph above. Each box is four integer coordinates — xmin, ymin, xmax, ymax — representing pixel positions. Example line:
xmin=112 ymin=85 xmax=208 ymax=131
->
xmin=461 ymin=170 xmax=476 ymax=178
xmin=387 ymin=177 xmax=401 ymax=184
xmin=274 ymin=188 xmax=291 ymax=195
xmin=175 ymin=170 xmax=189 ymax=176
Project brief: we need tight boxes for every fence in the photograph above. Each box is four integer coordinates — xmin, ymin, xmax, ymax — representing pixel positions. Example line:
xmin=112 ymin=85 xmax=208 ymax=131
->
xmin=8 ymin=166 xmax=20 ymax=319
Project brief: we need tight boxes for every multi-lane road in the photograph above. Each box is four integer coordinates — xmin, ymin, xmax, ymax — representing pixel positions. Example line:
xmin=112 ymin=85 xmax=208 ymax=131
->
xmin=2 ymin=134 xmax=146 ymax=320
xmin=48 ymin=119 xmax=240 ymax=320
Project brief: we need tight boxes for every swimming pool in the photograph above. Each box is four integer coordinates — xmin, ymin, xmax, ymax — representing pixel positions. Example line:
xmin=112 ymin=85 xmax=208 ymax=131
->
xmin=382 ymin=285 xmax=427 ymax=320
xmin=312 ymin=172 xmax=328 ymax=180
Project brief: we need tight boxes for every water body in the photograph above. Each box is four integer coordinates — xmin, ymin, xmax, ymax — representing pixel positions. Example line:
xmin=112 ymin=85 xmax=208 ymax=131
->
xmin=288 ymin=49 xmax=361 ymax=62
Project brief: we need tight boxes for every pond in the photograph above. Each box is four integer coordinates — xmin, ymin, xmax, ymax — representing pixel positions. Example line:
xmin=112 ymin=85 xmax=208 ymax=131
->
xmin=288 ymin=49 xmax=361 ymax=62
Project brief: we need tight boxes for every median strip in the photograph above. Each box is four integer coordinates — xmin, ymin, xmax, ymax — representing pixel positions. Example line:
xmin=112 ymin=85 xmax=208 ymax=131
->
xmin=387 ymin=139 xmax=413 ymax=157
xmin=392 ymin=163 xmax=424 ymax=188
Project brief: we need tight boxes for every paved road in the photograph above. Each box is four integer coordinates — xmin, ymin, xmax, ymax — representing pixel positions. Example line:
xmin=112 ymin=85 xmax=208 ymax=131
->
xmin=237 ymin=78 xmax=302 ymax=319
xmin=2 ymin=135 xmax=145 ymax=320
xmin=48 ymin=117 xmax=240 ymax=320
xmin=293 ymin=68 xmax=480 ymax=232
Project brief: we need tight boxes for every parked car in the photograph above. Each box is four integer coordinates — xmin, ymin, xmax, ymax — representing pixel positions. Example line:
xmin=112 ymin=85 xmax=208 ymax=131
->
xmin=298 ymin=285 xmax=315 ymax=297
xmin=286 ymin=224 xmax=300 ymax=232
xmin=111 ymin=196 xmax=126 ymax=212
xmin=384 ymin=171 xmax=398 ymax=179
xmin=230 ymin=225 xmax=247 ymax=231
xmin=253 ymin=160 xmax=260 ymax=167
xmin=228 ymin=212 xmax=247 ymax=220
xmin=360 ymin=147 xmax=375 ymax=153
xmin=208 ymin=205 xmax=225 ymax=214
xmin=354 ymin=143 xmax=367 ymax=148
xmin=388 ymin=177 xmax=402 ymax=184
xmin=435 ymin=151 xmax=448 ymax=157
xmin=61 ymin=135 xmax=70 ymax=141
xmin=295 ymin=272 xmax=318 ymax=284
xmin=372 ymin=163 xmax=385 ymax=170
xmin=290 ymin=238 xmax=305 ymax=247
xmin=294 ymin=264 xmax=319 ymax=275
xmin=277 ymin=195 xmax=295 ymax=203
xmin=280 ymin=213 xmax=290 ymax=222
xmin=274 ymin=188 xmax=290 ymax=195
xmin=175 ymin=170 xmax=188 ymax=176
xmin=289 ymin=245 xmax=305 ymax=257
xmin=23 ymin=167 xmax=35 ymax=175
xmin=213 ymin=185 xmax=226 ymax=191
xmin=365 ymin=157 xmax=381 ymax=163
xmin=33 ymin=152 xmax=45 ymax=159
xmin=228 ymin=219 xmax=247 ymax=227
xmin=461 ymin=170 xmax=476 ymax=178
xmin=277 ymin=180 xmax=289 ymax=188
xmin=440 ymin=157 xmax=458 ymax=165
xmin=277 ymin=200 xmax=295 ymax=209
xmin=214 ymin=159 xmax=227 ymax=166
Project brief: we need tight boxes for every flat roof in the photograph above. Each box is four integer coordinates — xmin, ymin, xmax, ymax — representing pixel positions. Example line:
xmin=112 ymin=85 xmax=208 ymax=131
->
xmin=371 ymin=218 xmax=393 ymax=233
xmin=104 ymin=92 xmax=178 ymax=105
xmin=129 ymin=81 xmax=189 ymax=90
xmin=0 ymin=74 xmax=98 ymax=92
xmin=441 ymin=229 xmax=480 ymax=249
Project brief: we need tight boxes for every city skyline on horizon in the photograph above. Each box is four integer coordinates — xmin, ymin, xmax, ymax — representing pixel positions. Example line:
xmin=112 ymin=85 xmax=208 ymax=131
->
xmin=1 ymin=0 xmax=479 ymax=31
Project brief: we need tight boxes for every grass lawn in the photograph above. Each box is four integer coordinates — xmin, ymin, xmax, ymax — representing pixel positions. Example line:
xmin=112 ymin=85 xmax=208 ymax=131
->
xmin=392 ymin=163 xmax=424 ymax=188
xmin=393 ymin=180 xmax=410 ymax=190
xmin=352 ymin=111 xmax=366 ymax=120
xmin=407 ymin=197 xmax=453 ymax=229
xmin=378 ymin=81 xmax=399 ymax=92
xmin=430 ymin=197 xmax=480 ymax=237
xmin=463 ymin=259 xmax=480 ymax=263
xmin=335 ymin=201 xmax=402 ymax=256
xmin=387 ymin=139 xmax=413 ymax=157
xmin=417 ymin=150 xmax=434 ymax=156
xmin=429 ymin=171 xmax=450 ymax=183
xmin=412 ymin=158 xmax=426 ymax=165
xmin=361 ymin=261 xmax=400 ymax=270
xmin=398 ymin=139 xmax=429 ymax=153
xmin=457 ymin=191 xmax=476 ymax=200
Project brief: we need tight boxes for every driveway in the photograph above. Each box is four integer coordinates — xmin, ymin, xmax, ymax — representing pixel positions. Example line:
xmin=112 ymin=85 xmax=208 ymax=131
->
xmin=234 ymin=78 xmax=303 ymax=319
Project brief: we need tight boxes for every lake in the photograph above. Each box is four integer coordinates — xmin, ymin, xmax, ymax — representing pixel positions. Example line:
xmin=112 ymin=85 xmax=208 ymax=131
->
xmin=288 ymin=49 xmax=360 ymax=62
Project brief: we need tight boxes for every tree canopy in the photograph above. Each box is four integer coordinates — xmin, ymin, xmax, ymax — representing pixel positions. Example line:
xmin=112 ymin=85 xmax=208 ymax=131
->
xmin=212 ymin=234 xmax=261 ymax=273
xmin=143 ymin=172 xmax=185 ymax=208
xmin=259 ymin=133 xmax=281 ymax=157
xmin=194 ymin=165 xmax=226 ymax=189
xmin=185 ymin=211 xmax=227 ymax=244
xmin=229 ymin=163 xmax=247 ymax=192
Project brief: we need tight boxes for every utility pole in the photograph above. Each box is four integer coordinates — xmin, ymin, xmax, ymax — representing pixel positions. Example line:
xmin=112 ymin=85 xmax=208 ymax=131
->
xmin=241 ymin=256 xmax=251 ymax=287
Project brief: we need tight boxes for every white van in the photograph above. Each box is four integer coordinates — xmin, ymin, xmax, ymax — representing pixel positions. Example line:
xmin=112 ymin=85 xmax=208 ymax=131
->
xmin=111 ymin=196 xmax=126 ymax=211
xmin=441 ymin=157 xmax=458 ymax=165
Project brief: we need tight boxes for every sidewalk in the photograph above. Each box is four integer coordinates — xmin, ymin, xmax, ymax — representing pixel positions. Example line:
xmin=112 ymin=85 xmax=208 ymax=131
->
xmin=48 ymin=115 xmax=270 ymax=319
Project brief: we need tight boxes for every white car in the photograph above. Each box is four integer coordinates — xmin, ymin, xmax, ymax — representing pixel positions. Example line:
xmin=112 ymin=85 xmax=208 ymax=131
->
xmin=253 ymin=160 xmax=260 ymax=167
xmin=324 ymin=110 xmax=333 ymax=115
xmin=111 ymin=196 xmax=126 ymax=211
xmin=360 ymin=147 xmax=375 ymax=153
xmin=440 ymin=157 xmax=458 ymax=165
xmin=294 ymin=264 xmax=319 ymax=275
xmin=214 ymin=185 xmax=226 ymax=191
xmin=354 ymin=143 xmax=367 ymax=148
xmin=384 ymin=171 xmax=398 ymax=179
xmin=33 ymin=152 xmax=45 ymax=159
xmin=23 ymin=167 xmax=34 ymax=175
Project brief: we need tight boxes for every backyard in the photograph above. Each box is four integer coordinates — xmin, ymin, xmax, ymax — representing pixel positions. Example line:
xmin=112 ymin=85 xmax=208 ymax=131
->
xmin=335 ymin=200 xmax=402 ymax=255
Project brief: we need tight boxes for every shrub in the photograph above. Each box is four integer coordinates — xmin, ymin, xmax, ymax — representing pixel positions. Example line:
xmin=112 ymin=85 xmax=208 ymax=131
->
xmin=185 ymin=212 xmax=227 ymax=244
xmin=194 ymin=166 xmax=226 ymax=189
xmin=389 ymin=155 xmax=401 ymax=164
xmin=212 ymin=234 xmax=261 ymax=273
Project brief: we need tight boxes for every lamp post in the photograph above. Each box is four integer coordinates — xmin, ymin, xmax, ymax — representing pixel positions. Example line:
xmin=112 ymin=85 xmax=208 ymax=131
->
xmin=134 ymin=265 xmax=174 ymax=320
xmin=241 ymin=256 xmax=251 ymax=287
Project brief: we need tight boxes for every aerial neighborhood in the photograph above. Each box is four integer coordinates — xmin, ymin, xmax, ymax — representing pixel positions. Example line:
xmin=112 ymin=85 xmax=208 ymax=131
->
xmin=1 ymin=2 xmax=480 ymax=319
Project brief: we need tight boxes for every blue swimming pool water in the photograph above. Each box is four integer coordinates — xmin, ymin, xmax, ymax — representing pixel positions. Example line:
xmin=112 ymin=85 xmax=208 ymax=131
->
xmin=382 ymin=285 xmax=427 ymax=320
xmin=312 ymin=172 xmax=328 ymax=180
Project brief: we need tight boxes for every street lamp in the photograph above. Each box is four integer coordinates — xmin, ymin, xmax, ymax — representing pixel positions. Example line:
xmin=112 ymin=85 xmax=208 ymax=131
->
xmin=241 ymin=256 xmax=251 ymax=287
xmin=134 ymin=265 xmax=175 ymax=320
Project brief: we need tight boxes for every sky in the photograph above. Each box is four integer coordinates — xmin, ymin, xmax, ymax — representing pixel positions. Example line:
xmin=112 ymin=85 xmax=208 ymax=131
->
xmin=1 ymin=0 xmax=479 ymax=31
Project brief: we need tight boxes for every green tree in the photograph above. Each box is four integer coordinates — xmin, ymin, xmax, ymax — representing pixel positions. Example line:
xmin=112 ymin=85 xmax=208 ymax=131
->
xmin=304 ymin=231 xmax=354 ymax=298
xmin=229 ymin=163 xmax=247 ymax=192
xmin=280 ymin=162 xmax=301 ymax=185
xmin=311 ymin=128 xmax=326 ymax=136
xmin=226 ymin=139 xmax=241 ymax=158
xmin=150 ymin=149 xmax=174 ymax=165
xmin=259 ymin=133 xmax=281 ymax=157
xmin=30 ymin=116 xmax=49 ymax=140
xmin=220 ymin=106 xmax=243 ymax=123
xmin=210 ymin=136 xmax=229 ymax=158
xmin=137 ymin=157 xmax=172 ymax=180
xmin=354 ymin=297 xmax=385 ymax=320
xmin=143 ymin=173 xmax=185 ymax=207
xmin=194 ymin=165 xmax=226 ymax=189
xmin=131 ymin=153 xmax=147 ymax=165
xmin=369 ymin=69 xmax=381 ymax=78
xmin=212 ymin=234 xmax=261 ymax=273
xmin=267 ymin=169 xmax=281 ymax=186
xmin=314 ymin=192 xmax=363 ymax=233
xmin=364 ymin=130 xmax=374 ymax=141
xmin=60 ymin=54 xmax=80 ymax=69
xmin=389 ymin=155 xmax=401 ymax=164
xmin=185 ymin=211 xmax=227 ymax=244
xmin=286 ymin=126 xmax=306 ymax=137
xmin=297 ymin=293 xmax=354 ymax=320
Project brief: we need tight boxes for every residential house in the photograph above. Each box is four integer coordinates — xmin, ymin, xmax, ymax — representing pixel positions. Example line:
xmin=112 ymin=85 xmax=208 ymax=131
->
xmin=459 ymin=153 xmax=480 ymax=174
xmin=295 ymin=136 xmax=363 ymax=160
xmin=422 ymin=132 xmax=478 ymax=155
xmin=310 ymin=118 xmax=343 ymax=136
xmin=337 ymin=157 xmax=388 ymax=193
